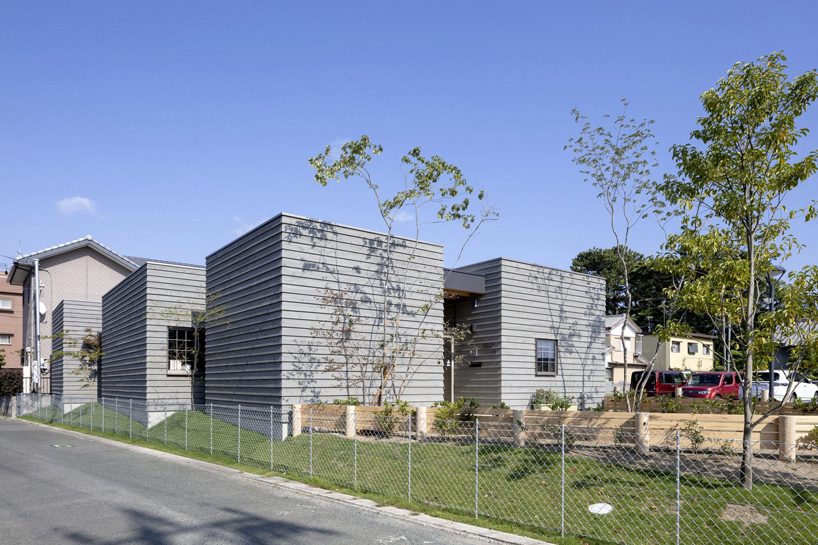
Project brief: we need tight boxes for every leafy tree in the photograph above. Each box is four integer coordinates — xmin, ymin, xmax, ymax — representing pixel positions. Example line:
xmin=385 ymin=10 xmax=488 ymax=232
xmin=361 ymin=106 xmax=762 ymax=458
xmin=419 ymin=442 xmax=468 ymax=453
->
xmin=565 ymin=100 xmax=660 ymax=410
xmin=310 ymin=136 xmax=496 ymax=405
xmin=570 ymin=246 xmax=646 ymax=316
xmin=0 ymin=348 xmax=5 ymax=368
xmin=49 ymin=329 xmax=103 ymax=389
xmin=656 ymin=52 xmax=818 ymax=488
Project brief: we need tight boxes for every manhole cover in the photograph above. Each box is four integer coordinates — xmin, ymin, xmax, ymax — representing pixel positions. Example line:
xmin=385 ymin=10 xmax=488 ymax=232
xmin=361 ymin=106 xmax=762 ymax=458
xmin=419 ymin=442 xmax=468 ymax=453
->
xmin=51 ymin=444 xmax=74 ymax=448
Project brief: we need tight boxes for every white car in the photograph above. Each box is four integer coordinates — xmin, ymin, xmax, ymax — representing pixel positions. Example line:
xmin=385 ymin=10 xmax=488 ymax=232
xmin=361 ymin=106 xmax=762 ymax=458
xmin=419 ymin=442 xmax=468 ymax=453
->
xmin=749 ymin=370 xmax=818 ymax=402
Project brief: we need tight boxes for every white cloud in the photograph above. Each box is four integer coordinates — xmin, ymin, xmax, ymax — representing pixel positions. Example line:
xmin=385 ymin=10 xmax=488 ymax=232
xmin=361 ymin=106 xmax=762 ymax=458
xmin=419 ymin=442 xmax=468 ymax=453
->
xmin=56 ymin=196 xmax=96 ymax=215
xmin=393 ymin=210 xmax=415 ymax=224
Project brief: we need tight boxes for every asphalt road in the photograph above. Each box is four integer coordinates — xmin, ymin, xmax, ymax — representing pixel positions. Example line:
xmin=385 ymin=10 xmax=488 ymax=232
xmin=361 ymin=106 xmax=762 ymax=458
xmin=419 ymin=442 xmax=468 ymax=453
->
xmin=0 ymin=419 xmax=479 ymax=545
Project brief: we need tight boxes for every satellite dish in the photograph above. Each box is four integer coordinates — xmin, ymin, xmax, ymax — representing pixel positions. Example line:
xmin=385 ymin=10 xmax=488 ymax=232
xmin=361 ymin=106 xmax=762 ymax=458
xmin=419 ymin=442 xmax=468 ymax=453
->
xmin=39 ymin=302 xmax=48 ymax=316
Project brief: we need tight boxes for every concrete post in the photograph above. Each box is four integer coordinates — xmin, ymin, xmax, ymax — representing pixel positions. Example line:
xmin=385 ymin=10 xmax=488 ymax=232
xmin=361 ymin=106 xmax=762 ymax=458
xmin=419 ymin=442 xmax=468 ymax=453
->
xmin=292 ymin=404 xmax=302 ymax=437
xmin=761 ymin=390 xmax=770 ymax=403
xmin=345 ymin=405 xmax=356 ymax=438
xmin=416 ymin=407 xmax=428 ymax=439
xmin=674 ymin=387 xmax=683 ymax=398
xmin=512 ymin=409 xmax=526 ymax=447
xmin=779 ymin=415 xmax=797 ymax=462
xmin=636 ymin=412 xmax=650 ymax=455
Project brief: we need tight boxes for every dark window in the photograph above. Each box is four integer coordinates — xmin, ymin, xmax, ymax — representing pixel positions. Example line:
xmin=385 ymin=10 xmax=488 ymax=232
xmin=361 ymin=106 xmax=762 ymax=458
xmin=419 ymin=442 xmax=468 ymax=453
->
xmin=688 ymin=342 xmax=698 ymax=355
xmin=167 ymin=327 xmax=202 ymax=374
xmin=535 ymin=339 xmax=558 ymax=376
xmin=724 ymin=374 xmax=734 ymax=385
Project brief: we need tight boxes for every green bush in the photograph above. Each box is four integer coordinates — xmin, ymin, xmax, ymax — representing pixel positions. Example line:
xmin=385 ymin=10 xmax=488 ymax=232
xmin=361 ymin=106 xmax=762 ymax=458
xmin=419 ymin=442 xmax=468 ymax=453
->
xmin=433 ymin=397 xmax=479 ymax=435
xmin=374 ymin=401 xmax=411 ymax=436
xmin=0 ymin=369 xmax=23 ymax=397
xmin=332 ymin=397 xmax=360 ymax=406
xmin=530 ymin=389 xmax=574 ymax=410
xmin=658 ymin=395 xmax=682 ymax=413
xmin=680 ymin=419 xmax=705 ymax=452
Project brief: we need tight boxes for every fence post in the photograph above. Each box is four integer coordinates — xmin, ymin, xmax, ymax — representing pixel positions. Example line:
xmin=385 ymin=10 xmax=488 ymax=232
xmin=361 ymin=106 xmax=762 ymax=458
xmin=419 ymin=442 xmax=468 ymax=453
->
xmin=80 ymin=403 xmax=83 ymax=429
xmin=676 ymin=429 xmax=681 ymax=545
xmin=185 ymin=408 xmax=188 ymax=451
xmin=345 ymin=405 xmax=356 ymax=438
xmin=779 ymin=415 xmax=796 ymax=462
xmin=102 ymin=398 xmax=105 ymax=432
xmin=309 ymin=408 xmax=313 ymax=477
xmin=210 ymin=403 xmax=213 ymax=455
xmin=512 ymin=409 xmax=526 ymax=447
xmin=129 ymin=399 xmax=133 ymax=440
xmin=474 ymin=419 xmax=480 ymax=519
xmin=636 ymin=412 xmax=650 ymax=455
xmin=416 ymin=406 xmax=427 ymax=439
xmin=353 ymin=409 xmax=358 ymax=489
xmin=164 ymin=408 xmax=167 ymax=445
xmin=407 ymin=414 xmax=412 ymax=503
xmin=561 ymin=423 xmax=566 ymax=538
xmin=292 ymin=404 xmax=302 ymax=437
xmin=270 ymin=405 xmax=273 ymax=471
xmin=237 ymin=404 xmax=242 ymax=464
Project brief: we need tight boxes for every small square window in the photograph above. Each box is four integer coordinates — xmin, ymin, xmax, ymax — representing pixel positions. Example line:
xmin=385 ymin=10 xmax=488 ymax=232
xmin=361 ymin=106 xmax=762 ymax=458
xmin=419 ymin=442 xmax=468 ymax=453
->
xmin=0 ymin=333 xmax=11 ymax=345
xmin=0 ymin=298 xmax=12 ymax=311
xmin=703 ymin=344 xmax=711 ymax=355
xmin=688 ymin=342 xmax=698 ymax=355
xmin=671 ymin=341 xmax=681 ymax=353
xmin=535 ymin=339 xmax=558 ymax=376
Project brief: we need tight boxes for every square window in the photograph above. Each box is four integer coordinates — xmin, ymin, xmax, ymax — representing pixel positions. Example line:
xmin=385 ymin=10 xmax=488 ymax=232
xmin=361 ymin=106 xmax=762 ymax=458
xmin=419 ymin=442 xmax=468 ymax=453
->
xmin=703 ymin=344 xmax=711 ymax=355
xmin=535 ymin=339 xmax=558 ymax=376
xmin=671 ymin=341 xmax=681 ymax=353
xmin=0 ymin=298 xmax=12 ymax=311
xmin=167 ymin=327 xmax=203 ymax=375
xmin=0 ymin=333 xmax=11 ymax=345
xmin=688 ymin=342 xmax=698 ymax=355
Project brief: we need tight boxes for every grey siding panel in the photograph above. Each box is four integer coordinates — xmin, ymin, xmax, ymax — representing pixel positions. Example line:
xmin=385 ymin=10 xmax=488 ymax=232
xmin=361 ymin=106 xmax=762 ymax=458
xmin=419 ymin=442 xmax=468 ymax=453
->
xmin=446 ymin=261 xmax=503 ymax=406
xmin=278 ymin=215 xmax=444 ymax=406
xmin=50 ymin=300 xmax=102 ymax=400
xmin=498 ymin=260 xmax=607 ymax=409
xmin=102 ymin=263 xmax=206 ymax=408
xmin=206 ymin=217 xmax=284 ymax=407
xmin=101 ymin=267 xmax=148 ymax=401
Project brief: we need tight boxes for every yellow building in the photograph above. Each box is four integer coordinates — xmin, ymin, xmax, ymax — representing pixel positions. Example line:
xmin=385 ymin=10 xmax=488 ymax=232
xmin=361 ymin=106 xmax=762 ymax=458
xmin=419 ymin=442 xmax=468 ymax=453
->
xmin=641 ymin=333 xmax=716 ymax=373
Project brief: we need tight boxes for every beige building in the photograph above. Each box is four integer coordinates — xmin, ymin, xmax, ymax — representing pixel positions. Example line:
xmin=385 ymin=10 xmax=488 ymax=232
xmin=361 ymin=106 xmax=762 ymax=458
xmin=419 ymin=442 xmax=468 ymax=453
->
xmin=0 ymin=271 xmax=24 ymax=369
xmin=7 ymin=236 xmax=137 ymax=392
xmin=605 ymin=314 xmax=649 ymax=391
xmin=641 ymin=333 xmax=716 ymax=373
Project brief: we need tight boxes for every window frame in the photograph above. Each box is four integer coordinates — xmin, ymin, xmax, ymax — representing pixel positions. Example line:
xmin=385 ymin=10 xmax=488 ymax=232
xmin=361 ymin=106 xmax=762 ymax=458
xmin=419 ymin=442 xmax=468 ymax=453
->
xmin=167 ymin=327 xmax=198 ymax=376
xmin=671 ymin=341 xmax=681 ymax=353
xmin=534 ymin=338 xmax=558 ymax=377
xmin=0 ymin=298 xmax=12 ymax=311
xmin=0 ymin=333 xmax=11 ymax=345
xmin=687 ymin=342 xmax=699 ymax=355
xmin=703 ymin=343 xmax=712 ymax=356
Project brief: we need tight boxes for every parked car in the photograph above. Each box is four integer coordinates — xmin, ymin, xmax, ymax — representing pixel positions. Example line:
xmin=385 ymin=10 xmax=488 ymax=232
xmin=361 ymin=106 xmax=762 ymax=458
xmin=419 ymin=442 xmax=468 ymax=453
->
xmin=630 ymin=370 xmax=687 ymax=396
xmin=749 ymin=370 xmax=818 ymax=402
xmin=682 ymin=371 xmax=741 ymax=399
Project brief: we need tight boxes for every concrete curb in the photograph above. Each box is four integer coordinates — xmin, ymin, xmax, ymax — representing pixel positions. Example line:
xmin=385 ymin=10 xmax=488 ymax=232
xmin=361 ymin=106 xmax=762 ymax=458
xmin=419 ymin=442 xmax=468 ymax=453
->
xmin=15 ymin=418 xmax=555 ymax=545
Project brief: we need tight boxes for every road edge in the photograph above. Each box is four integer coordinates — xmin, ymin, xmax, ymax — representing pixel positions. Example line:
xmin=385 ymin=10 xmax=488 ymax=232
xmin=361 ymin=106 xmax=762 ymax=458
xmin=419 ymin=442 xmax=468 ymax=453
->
xmin=12 ymin=418 xmax=555 ymax=545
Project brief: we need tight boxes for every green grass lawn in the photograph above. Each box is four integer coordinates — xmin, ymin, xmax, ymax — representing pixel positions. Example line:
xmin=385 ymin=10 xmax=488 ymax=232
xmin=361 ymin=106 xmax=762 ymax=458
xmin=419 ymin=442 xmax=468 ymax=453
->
xmin=22 ymin=404 xmax=818 ymax=545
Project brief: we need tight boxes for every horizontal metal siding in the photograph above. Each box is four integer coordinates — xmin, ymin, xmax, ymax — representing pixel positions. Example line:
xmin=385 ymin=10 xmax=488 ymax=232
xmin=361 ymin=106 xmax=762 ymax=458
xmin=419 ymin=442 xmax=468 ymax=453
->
xmin=279 ymin=215 xmax=444 ymax=406
xmin=101 ymin=267 xmax=148 ymax=401
xmin=498 ymin=260 xmax=607 ymax=409
xmin=205 ymin=217 xmax=284 ymax=407
xmin=447 ymin=260 xmax=503 ymax=406
xmin=144 ymin=263 xmax=206 ymax=405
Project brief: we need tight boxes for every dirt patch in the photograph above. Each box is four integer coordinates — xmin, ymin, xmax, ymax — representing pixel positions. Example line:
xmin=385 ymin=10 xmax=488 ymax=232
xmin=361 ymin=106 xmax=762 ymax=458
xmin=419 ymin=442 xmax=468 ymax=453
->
xmin=720 ymin=503 xmax=768 ymax=525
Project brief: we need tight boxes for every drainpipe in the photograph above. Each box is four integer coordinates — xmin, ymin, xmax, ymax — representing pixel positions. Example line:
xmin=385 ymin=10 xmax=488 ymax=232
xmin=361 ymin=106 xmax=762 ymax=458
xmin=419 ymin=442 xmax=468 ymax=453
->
xmin=34 ymin=259 xmax=41 ymax=389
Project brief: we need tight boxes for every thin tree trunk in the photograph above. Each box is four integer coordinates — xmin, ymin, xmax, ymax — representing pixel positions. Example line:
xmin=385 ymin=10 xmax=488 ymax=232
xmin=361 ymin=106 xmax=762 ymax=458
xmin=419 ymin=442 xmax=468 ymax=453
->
xmin=740 ymin=233 xmax=756 ymax=489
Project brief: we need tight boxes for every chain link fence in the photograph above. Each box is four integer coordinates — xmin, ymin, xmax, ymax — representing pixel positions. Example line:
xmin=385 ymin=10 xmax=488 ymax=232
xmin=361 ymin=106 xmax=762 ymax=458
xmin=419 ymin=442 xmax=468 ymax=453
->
xmin=16 ymin=393 xmax=818 ymax=545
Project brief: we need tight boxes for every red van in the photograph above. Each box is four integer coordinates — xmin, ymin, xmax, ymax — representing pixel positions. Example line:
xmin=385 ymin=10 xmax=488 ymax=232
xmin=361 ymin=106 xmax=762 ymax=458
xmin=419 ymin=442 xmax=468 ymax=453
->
xmin=630 ymin=370 xmax=687 ymax=396
xmin=682 ymin=371 xmax=741 ymax=399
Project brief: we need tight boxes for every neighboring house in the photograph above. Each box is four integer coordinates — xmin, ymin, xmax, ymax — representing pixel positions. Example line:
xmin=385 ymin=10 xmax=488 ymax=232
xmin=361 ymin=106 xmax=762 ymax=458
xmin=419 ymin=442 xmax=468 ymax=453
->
xmin=204 ymin=213 xmax=445 ymax=411
xmin=100 ymin=261 xmax=206 ymax=424
xmin=51 ymin=301 xmax=102 ymax=408
xmin=641 ymin=333 xmax=716 ymax=373
xmin=604 ymin=314 xmax=648 ymax=391
xmin=7 ymin=236 xmax=137 ymax=393
xmin=773 ymin=321 xmax=817 ymax=373
xmin=444 ymin=259 xmax=607 ymax=409
xmin=0 ymin=272 xmax=24 ymax=370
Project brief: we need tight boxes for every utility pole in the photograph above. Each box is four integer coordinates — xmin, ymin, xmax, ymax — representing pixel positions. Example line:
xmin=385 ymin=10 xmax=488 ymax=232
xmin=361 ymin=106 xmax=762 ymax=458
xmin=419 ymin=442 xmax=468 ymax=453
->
xmin=33 ymin=259 xmax=41 ymax=392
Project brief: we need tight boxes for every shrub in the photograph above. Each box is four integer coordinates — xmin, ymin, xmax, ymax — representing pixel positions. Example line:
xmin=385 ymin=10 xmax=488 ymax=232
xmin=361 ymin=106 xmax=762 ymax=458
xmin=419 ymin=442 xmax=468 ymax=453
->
xmin=0 ymin=369 xmax=23 ymax=397
xmin=797 ymin=426 xmax=818 ymax=450
xmin=544 ymin=424 xmax=577 ymax=449
xmin=491 ymin=402 xmax=510 ymax=409
xmin=332 ymin=397 xmax=360 ymax=406
xmin=531 ymin=389 xmax=574 ymax=411
xmin=433 ymin=397 xmax=479 ymax=435
xmin=680 ymin=419 xmax=706 ymax=452
xmin=658 ymin=395 xmax=682 ymax=413
xmin=374 ymin=401 xmax=410 ymax=436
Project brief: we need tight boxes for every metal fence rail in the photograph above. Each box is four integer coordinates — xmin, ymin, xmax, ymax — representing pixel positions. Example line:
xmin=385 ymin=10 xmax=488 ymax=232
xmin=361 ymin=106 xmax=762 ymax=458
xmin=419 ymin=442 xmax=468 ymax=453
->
xmin=15 ymin=393 xmax=818 ymax=545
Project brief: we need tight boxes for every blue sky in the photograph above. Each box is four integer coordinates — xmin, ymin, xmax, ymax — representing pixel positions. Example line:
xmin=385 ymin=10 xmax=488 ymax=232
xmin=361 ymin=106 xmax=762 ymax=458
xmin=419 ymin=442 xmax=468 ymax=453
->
xmin=2 ymin=1 xmax=817 ymax=272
